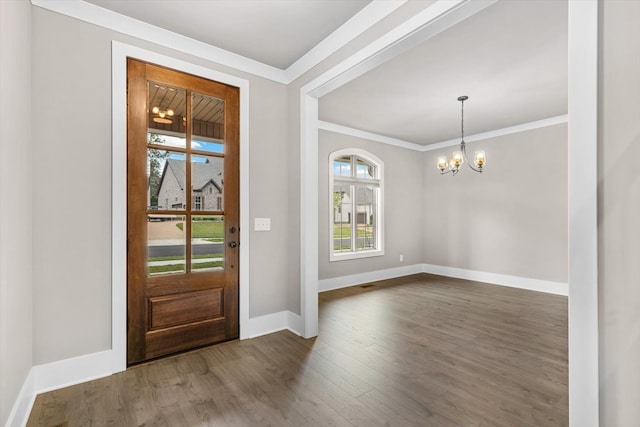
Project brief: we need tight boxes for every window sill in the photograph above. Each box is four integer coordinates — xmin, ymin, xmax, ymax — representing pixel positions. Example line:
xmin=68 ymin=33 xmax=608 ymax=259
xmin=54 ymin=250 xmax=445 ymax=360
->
xmin=330 ymin=249 xmax=384 ymax=262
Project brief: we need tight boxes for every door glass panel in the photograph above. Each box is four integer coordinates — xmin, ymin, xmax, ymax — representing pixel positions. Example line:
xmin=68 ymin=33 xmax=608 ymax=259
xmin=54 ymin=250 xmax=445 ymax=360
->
xmin=148 ymin=150 xmax=186 ymax=210
xmin=147 ymin=215 xmax=186 ymax=276
xmin=148 ymin=83 xmax=186 ymax=143
xmin=333 ymin=184 xmax=351 ymax=252
xmin=356 ymin=185 xmax=377 ymax=251
xmin=191 ymin=92 xmax=224 ymax=154
xmin=191 ymin=155 xmax=224 ymax=211
xmin=191 ymin=215 xmax=225 ymax=272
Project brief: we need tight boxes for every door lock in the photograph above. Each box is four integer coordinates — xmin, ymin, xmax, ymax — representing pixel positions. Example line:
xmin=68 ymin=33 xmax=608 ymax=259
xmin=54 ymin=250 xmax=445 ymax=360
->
xmin=229 ymin=241 xmax=238 ymax=248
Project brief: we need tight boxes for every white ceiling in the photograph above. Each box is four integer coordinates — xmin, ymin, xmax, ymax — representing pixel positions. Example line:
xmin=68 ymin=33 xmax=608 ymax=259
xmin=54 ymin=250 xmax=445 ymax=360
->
xmin=84 ymin=0 xmax=371 ymax=69
xmin=78 ymin=0 xmax=567 ymax=147
xmin=320 ymin=0 xmax=568 ymax=145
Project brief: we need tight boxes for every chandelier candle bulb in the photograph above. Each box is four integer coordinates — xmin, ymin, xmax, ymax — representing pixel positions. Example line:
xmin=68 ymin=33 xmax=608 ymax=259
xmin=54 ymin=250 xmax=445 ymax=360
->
xmin=451 ymin=151 xmax=463 ymax=166
xmin=437 ymin=156 xmax=448 ymax=171
xmin=474 ymin=150 xmax=486 ymax=168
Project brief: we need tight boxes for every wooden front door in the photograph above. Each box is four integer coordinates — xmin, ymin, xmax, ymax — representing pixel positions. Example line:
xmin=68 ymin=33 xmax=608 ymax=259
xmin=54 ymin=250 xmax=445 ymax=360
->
xmin=127 ymin=59 xmax=240 ymax=364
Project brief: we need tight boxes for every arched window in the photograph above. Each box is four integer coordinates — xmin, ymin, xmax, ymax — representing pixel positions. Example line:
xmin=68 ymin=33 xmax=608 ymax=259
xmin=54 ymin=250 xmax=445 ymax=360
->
xmin=329 ymin=149 xmax=384 ymax=261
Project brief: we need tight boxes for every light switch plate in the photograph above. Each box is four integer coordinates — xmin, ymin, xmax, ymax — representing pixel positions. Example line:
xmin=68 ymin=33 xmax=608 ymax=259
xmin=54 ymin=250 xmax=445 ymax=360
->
xmin=254 ymin=217 xmax=271 ymax=231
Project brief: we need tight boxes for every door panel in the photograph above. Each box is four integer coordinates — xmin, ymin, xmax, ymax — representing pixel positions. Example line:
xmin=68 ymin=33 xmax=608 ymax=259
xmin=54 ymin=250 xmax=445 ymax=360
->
xmin=127 ymin=59 xmax=239 ymax=365
xmin=148 ymin=288 xmax=223 ymax=330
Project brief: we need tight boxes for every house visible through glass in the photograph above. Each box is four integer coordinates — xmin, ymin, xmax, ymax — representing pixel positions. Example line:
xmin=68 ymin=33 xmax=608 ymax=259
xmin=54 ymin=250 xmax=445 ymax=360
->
xmin=145 ymin=83 xmax=226 ymax=276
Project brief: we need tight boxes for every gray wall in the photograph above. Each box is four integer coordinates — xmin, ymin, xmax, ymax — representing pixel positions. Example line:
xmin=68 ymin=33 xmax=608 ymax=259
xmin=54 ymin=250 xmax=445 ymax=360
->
xmin=599 ymin=1 xmax=640 ymax=425
xmin=316 ymin=124 xmax=568 ymax=285
xmin=247 ymin=78 xmax=291 ymax=318
xmin=318 ymin=131 xmax=424 ymax=279
xmin=30 ymin=6 xmax=291 ymax=364
xmin=0 ymin=0 xmax=33 ymax=424
xmin=423 ymin=124 xmax=568 ymax=283
xmin=31 ymin=7 xmax=113 ymax=363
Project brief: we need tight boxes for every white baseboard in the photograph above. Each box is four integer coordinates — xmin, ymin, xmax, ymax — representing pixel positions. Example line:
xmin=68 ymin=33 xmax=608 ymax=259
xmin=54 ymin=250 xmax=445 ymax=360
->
xmin=286 ymin=311 xmax=304 ymax=337
xmin=421 ymin=263 xmax=568 ymax=296
xmin=32 ymin=350 xmax=113 ymax=394
xmin=243 ymin=310 xmax=304 ymax=339
xmin=318 ymin=264 xmax=424 ymax=292
xmin=5 ymin=350 xmax=113 ymax=427
xmin=5 ymin=369 xmax=35 ymax=427
xmin=317 ymin=263 xmax=567 ymax=296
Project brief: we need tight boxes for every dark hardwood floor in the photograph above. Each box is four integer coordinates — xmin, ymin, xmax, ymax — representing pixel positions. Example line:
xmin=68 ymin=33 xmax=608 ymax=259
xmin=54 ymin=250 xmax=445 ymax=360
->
xmin=27 ymin=273 xmax=568 ymax=426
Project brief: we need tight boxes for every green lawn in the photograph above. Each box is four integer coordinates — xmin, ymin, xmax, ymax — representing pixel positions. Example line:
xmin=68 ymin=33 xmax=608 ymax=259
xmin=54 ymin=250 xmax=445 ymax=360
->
xmin=176 ymin=220 xmax=224 ymax=240
xmin=334 ymin=224 xmax=375 ymax=251
xmin=333 ymin=224 xmax=374 ymax=238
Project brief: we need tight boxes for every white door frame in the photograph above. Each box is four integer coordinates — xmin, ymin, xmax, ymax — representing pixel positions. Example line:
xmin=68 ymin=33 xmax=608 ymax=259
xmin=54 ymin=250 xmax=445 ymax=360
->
xmin=111 ymin=41 xmax=251 ymax=373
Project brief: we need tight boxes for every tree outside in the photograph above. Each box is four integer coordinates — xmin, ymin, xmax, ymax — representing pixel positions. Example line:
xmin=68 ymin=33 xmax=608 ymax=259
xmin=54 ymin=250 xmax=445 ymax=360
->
xmin=148 ymin=133 xmax=169 ymax=207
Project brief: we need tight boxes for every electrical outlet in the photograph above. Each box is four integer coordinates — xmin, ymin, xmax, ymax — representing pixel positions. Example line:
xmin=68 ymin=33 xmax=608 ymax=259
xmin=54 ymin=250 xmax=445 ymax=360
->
xmin=399 ymin=254 xmax=404 ymax=262
xmin=254 ymin=218 xmax=271 ymax=231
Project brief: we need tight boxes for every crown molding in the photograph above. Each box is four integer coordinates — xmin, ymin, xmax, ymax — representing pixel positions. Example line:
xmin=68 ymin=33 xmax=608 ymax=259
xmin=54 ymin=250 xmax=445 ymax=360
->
xmin=422 ymin=114 xmax=569 ymax=152
xmin=318 ymin=115 xmax=569 ymax=152
xmin=318 ymin=120 xmax=423 ymax=151
xmin=30 ymin=0 xmax=406 ymax=85
xmin=31 ymin=0 xmax=287 ymax=82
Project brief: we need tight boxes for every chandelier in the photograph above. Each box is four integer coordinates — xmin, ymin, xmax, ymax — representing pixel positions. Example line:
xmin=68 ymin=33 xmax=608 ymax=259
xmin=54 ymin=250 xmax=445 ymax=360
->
xmin=437 ymin=96 xmax=486 ymax=175
xmin=151 ymin=106 xmax=174 ymax=124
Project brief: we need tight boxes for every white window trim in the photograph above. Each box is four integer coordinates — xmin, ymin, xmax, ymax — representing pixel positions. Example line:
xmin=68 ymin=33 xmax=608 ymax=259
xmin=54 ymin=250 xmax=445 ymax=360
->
xmin=329 ymin=148 xmax=384 ymax=262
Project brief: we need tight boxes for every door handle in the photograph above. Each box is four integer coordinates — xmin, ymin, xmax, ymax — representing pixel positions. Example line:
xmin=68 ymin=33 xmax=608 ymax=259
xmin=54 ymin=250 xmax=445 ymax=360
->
xmin=229 ymin=241 xmax=238 ymax=248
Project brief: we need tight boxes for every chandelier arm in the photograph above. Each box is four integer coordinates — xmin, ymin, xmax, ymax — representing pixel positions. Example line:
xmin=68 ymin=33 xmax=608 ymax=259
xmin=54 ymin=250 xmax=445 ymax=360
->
xmin=467 ymin=163 xmax=483 ymax=173
xmin=461 ymin=141 xmax=483 ymax=173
